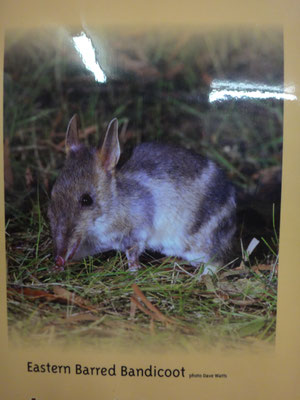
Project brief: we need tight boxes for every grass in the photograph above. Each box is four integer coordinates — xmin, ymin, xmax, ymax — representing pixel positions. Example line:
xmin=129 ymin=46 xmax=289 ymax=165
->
xmin=4 ymin=27 xmax=282 ymax=349
xmin=6 ymin=196 xmax=278 ymax=349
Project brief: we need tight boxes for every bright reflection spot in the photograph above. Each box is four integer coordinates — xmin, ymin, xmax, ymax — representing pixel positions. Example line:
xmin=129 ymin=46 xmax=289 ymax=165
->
xmin=73 ymin=32 xmax=107 ymax=83
xmin=209 ymin=80 xmax=297 ymax=102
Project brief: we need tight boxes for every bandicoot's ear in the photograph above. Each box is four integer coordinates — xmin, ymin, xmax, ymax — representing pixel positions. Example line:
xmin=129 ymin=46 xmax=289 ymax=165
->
xmin=99 ymin=118 xmax=120 ymax=171
xmin=65 ymin=114 xmax=80 ymax=156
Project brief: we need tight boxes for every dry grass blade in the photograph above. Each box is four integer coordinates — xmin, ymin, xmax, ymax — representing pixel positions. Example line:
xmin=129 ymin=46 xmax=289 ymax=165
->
xmin=53 ymin=286 xmax=98 ymax=312
xmin=129 ymin=298 xmax=137 ymax=319
xmin=230 ymin=299 xmax=257 ymax=306
xmin=130 ymin=296 xmax=160 ymax=321
xmin=131 ymin=284 xmax=174 ymax=324
xmin=132 ymin=278 xmax=209 ymax=335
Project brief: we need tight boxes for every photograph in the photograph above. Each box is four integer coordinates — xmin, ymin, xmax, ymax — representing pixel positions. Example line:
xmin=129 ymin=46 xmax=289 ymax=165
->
xmin=4 ymin=26 xmax=283 ymax=350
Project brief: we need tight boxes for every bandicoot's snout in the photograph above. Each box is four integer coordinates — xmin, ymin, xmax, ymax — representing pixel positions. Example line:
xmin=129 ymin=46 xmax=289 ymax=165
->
xmin=55 ymin=255 xmax=65 ymax=267
xmin=53 ymin=242 xmax=67 ymax=268
xmin=53 ymin=239 xmax=81 ymax=270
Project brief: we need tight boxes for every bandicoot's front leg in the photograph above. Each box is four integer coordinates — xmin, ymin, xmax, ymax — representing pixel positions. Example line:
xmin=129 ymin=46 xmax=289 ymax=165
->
xmin=126 ymin=246 xmax=142 ymax=272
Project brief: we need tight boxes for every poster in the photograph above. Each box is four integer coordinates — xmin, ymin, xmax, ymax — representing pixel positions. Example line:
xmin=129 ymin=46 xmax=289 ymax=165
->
xmin=0 ymin=1 xmax=299 ymax=399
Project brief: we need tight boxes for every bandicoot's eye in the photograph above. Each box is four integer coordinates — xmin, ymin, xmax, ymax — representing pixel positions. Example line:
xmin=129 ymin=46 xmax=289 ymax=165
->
xmin=80 ymin=193 xmax=93 ymax=207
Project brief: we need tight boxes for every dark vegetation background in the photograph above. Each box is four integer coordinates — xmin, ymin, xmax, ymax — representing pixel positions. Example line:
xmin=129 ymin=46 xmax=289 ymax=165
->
xmin=4 ymin=27 xmax=283 ymax=349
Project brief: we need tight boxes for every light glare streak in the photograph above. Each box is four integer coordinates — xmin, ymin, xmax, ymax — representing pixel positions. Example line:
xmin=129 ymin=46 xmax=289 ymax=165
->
xmin=209 ymin=79 xmax=297 ymax=102
xmin=73 ymin=32 xmax=106 ymax=83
